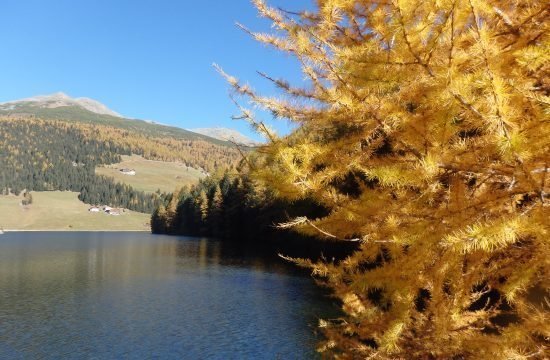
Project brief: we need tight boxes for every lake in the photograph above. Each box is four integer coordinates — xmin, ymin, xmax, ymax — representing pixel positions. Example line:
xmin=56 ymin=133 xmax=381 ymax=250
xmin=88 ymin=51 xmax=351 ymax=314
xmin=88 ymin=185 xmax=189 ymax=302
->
xmin=0 ymin=232 xmax=338 ymax=359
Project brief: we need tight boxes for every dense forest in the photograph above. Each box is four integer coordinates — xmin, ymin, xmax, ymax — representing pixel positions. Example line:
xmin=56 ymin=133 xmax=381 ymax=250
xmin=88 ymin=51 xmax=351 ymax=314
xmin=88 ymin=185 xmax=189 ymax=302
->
xmin=155 ymin=0 xmax=549 ymax=358
xmin=0 ymin=117 xmax=243 ymax=212
xmin=1 ymin=115 xmax=243 ymax=173
xmin=151 ymin=171 xmax=357 ymax=259
xmin=0 ymin=118 xmax=164 ymax=212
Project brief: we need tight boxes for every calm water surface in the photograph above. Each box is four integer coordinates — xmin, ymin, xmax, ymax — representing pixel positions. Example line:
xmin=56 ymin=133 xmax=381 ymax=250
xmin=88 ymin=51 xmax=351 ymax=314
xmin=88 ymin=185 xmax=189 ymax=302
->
xmin=0 ymin=232 xmax=338 ymax=359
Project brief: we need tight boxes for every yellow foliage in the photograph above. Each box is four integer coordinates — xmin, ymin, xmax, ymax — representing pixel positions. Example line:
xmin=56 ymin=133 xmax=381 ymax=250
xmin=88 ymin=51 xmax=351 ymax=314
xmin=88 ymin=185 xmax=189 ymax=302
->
xmin=224 ymin=0 xmax=550 ymax=358
xmin=0 ymin=117 xmax=242 ymax=173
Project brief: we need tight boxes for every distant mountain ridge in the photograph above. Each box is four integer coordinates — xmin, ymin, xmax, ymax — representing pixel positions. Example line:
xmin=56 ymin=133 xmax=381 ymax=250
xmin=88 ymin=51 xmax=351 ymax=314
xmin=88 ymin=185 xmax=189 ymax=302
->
xmin=0 ymin=93 xmax=252 ymax=147
xmin=0 ymin=92 xmax=122 ymax=117
xmin=190 ymin=127 xmax=259 ymax=146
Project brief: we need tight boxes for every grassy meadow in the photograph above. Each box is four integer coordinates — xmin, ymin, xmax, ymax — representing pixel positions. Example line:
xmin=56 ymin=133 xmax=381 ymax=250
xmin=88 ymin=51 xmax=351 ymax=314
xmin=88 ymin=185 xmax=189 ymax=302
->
xmin=95 ymin=155 xmax=204 ymax=193
xmin=0 ymin=191 xmax=150 ymax=231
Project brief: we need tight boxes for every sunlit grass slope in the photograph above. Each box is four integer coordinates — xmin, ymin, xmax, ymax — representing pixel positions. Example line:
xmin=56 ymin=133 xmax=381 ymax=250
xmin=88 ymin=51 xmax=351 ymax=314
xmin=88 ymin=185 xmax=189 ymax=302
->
xmin=95 ymin=155 xmax=204 ymax=193
xmin=0 ymin=191 xmax=150 ymax=231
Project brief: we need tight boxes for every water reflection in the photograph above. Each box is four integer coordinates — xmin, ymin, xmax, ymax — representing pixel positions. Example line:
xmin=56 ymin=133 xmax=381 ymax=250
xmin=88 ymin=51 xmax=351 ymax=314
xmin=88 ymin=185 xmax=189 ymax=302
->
xmin=0 ymin=232 xmax=337 ymax=359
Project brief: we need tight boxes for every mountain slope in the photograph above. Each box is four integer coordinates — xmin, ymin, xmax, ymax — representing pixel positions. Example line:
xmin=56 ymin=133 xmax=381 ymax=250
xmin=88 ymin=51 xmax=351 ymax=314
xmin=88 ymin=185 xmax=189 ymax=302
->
xmin=0 ymin=92 xmax=122 ymax=117
xmin=0 ymin=93 xmax=232 ymax=146
xmin=0 ymin=94 xmax=248 ymax=231
xmin=190 ymin=127 xmax=259 ymax=146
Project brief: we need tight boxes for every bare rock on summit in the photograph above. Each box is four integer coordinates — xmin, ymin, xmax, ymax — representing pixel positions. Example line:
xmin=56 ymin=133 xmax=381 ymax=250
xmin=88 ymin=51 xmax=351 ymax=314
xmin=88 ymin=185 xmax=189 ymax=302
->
xmin=0 ymin=92 xmax=122 ymax=117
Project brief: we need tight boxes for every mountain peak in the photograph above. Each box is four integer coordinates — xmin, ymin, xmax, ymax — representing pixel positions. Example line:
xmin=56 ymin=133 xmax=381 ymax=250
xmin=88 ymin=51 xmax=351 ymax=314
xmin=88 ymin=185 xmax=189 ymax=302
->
xmin=0 ymin=92 xmax=122 ymax=117
xmin=50 ymin=91 xmax=70 ymax=99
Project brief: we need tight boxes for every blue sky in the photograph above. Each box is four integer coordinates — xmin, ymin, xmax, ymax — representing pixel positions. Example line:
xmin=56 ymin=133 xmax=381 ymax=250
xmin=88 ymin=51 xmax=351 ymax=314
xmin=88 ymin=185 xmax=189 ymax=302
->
xmin=0 ymin=0 xmax=312 ymax=140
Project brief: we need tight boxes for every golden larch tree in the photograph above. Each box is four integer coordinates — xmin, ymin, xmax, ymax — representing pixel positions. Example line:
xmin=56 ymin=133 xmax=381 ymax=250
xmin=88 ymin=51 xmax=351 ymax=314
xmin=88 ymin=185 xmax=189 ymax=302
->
xmin=220 ymin=0 xmax=549 ymax=358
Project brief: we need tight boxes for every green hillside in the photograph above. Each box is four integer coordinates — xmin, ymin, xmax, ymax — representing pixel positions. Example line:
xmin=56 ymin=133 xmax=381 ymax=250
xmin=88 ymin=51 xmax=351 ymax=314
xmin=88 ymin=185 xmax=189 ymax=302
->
xmin=0 ymin=103 xmax=231 ymax=146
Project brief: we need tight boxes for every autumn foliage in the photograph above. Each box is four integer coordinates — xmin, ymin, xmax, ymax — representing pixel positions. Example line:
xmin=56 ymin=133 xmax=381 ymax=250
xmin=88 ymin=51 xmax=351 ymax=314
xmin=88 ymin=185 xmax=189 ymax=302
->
xmin=222 ymin=0 xmax=549 ymax=358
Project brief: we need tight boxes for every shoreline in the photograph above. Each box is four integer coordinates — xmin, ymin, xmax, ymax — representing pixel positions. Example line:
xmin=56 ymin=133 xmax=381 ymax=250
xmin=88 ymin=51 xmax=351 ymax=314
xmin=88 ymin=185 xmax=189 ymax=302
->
xmin=1 ymin=229 xmax=150 ymax=233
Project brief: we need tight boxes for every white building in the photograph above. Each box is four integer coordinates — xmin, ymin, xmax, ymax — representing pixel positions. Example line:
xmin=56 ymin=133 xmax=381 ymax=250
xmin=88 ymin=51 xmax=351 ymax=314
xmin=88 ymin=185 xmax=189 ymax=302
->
xmin=120 ymin=168 xmax=136 ymax=176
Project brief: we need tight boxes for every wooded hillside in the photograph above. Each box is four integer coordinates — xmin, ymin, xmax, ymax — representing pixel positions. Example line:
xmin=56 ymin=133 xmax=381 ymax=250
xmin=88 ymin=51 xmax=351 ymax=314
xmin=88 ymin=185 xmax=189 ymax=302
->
xmin=0 ymin=116 xmax=243 ymax=213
